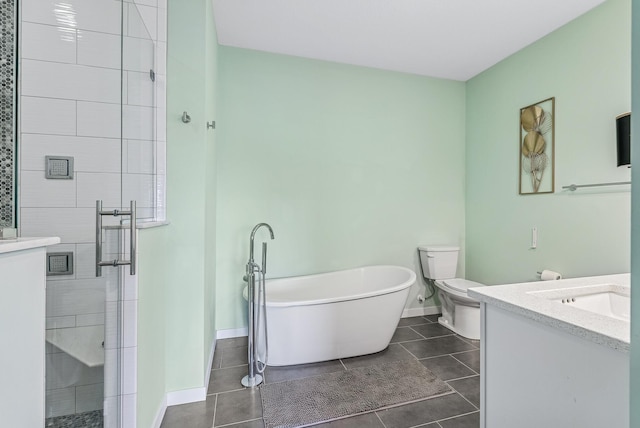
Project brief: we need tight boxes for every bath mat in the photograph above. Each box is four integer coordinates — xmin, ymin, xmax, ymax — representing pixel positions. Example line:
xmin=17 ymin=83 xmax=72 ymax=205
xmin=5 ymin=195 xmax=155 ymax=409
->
xmin=260 ymin=358 xmax=452 ymax=428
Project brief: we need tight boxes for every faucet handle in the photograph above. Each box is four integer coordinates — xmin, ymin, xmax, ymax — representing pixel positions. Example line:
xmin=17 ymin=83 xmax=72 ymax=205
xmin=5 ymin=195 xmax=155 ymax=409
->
xmin=262 ymin=242 xmax=267 ymax=276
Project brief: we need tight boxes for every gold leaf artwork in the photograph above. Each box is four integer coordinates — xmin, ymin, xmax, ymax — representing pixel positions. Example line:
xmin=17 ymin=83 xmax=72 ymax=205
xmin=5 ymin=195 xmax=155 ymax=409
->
xmin=520 ymin=99 xmax=554 ymax=194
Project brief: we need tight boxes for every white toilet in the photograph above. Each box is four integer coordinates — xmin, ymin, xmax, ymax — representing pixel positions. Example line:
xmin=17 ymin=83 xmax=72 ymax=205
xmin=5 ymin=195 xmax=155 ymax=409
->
xmin=418 ymin=245 xmax=484 ymax=340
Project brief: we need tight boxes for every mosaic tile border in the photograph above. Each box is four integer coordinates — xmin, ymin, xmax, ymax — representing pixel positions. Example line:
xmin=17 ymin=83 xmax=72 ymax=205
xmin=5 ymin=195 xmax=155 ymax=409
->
xmin=0 ymin=0 xmax=16 ymax=227
xmin=45 ymin=409 xmax=103 ymax=428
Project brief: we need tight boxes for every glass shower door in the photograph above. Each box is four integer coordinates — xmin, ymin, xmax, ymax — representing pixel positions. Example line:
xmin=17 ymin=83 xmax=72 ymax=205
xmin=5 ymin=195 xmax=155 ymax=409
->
xmin=39 ymin=0 xmax=128 ymax=423
xmin=40 ymin=0 xmax=159 ymax=426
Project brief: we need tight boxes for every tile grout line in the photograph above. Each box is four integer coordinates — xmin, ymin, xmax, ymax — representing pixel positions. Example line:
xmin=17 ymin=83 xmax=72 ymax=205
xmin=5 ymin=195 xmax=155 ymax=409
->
xmin=211 ymin=393 xmax=218 ymax=428
xmin=215 ymin=417 xmax=263 ymax=428
xmin=207 ymin=385 xmax=248 ymax=397
xmin=339 ymin=359 xmax=348 ymax=371
xmin=398 ymin=342 xmax=420 ymax=360
xmin=449 ymin=354 xmax=479 ymax=375
xmin=445 ymin=373 xmax=480 ymax=382
xmin=435 ymin=409 xmax=479 ymax=424
xmin=407 ymin=419 xmax=437 ymax=428
xmin=446 ymin=388 xmax=479 ymax=411
xmin=408 ymin=326 xmax=428 ymax=340
xmin=374 ymin=410 xmax=388 ymax=428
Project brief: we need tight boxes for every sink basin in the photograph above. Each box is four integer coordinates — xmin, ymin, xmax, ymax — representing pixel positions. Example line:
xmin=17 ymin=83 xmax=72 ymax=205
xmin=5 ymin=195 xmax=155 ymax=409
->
xmin=528 ymin=284 xmax=630 ymax=322
xmin=552 ymin=291 xmax=629 ymax=321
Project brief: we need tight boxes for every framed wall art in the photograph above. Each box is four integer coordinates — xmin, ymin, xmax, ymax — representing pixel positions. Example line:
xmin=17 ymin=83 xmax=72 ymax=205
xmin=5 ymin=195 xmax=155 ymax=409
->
xmin=519 ymin=97 xmax=555 ymax=194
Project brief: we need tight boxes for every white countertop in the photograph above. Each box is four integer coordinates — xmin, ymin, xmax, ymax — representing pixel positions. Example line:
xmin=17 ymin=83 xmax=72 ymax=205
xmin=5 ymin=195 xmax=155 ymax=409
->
xmin=468 ymin=273 xmax=630 ymax=353
xmin=0 ymin=237 xmax=61 ymax=254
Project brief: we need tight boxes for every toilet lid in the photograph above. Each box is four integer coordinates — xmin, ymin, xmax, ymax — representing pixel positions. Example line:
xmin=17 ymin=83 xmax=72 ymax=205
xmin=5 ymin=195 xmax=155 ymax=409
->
xmin=442 ymin=278 xmax=484 ymax=292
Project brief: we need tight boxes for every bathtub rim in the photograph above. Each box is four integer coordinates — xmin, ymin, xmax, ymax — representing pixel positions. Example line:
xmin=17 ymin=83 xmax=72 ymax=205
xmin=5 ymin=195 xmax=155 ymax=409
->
xmin=246 ymin=265 xmax=416 ymax=308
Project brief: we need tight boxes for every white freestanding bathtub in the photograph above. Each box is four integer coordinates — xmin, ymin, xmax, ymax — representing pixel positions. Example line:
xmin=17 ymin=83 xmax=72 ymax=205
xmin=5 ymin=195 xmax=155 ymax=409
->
xmin=257 ymin=265 xmax=415 ymax=366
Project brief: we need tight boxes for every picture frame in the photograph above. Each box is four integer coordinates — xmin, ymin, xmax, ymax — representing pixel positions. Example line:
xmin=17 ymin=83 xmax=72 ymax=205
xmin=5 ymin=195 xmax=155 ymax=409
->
xmin=519 ymin=97 xmax=555 ymax=195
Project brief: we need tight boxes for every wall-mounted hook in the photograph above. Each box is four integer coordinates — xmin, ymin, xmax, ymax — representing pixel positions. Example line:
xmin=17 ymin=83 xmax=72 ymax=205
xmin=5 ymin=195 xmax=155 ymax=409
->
xmin=207 ymin=121 xmax=215 ymax=130
xmin=182 ymin=111 xmax=191 ymax=123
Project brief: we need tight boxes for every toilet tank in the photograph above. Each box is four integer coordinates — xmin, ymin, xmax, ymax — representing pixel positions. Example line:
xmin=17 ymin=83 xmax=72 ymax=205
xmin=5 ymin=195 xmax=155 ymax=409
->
xmin=418 ymin=246 xmax=459 ymax=280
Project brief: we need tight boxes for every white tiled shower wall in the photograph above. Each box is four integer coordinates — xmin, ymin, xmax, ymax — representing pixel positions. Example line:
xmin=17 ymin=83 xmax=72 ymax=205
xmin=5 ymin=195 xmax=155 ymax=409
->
xmin=18 ymin=0 xmax=166 ymax=421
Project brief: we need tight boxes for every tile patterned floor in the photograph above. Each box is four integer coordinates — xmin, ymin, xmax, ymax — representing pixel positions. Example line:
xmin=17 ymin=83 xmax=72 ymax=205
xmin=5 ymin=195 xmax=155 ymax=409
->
xmin=161 ymin=315 xmax=480 ymax=428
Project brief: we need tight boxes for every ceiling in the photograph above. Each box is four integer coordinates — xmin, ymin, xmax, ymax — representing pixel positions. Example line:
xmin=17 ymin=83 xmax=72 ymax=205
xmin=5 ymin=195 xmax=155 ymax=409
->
xmin=212 ymin=0 xmax=606 ymax=81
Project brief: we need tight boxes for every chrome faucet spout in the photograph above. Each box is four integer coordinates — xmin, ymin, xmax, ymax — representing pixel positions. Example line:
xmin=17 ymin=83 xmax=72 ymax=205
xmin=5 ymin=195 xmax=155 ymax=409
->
xmin=249 ymin=223 xmax=275 ymax=262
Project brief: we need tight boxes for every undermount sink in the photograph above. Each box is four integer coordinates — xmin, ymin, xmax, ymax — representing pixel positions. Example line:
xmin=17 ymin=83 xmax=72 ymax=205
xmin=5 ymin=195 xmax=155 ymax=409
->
xmin=528 ymin=284 xmax=630 ymax=322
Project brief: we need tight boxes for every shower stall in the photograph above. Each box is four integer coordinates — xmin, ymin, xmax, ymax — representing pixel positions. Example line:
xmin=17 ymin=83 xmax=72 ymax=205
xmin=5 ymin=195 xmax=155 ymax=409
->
xmin=0 ymin=0 xmax=167 ymax=426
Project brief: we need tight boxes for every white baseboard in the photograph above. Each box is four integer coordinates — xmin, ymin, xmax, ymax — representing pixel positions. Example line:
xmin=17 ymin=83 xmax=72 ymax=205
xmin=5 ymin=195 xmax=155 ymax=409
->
xmin=204 ymin=337 xmax=216 ymax=392
xmin=152 ymin=336 xmax=217 ymax=426
xmin=216 ymin=327 xmax=248 ymax=339
xmin=151 ymin=395 xmax=167 ymax=428
xmin=166 ymin=387 xmax=206 ymax=406
xmin=402 ymin=305 xmax=441 ymax=318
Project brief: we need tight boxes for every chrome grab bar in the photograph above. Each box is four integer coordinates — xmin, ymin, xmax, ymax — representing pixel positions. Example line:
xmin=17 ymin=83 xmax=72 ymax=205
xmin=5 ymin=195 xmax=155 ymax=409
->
xmin=562 ymin=181 xmax=631 ymax=191
xmin=95 ymin=200 xmax=137 ymax=277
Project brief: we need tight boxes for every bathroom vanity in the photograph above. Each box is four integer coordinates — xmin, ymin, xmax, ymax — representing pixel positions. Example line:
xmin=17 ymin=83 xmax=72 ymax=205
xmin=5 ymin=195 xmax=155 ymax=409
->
xmin=469 ymin=274 xmax=629 ymax=428
xmin=0 ymin=237 xmax=60 ymax=427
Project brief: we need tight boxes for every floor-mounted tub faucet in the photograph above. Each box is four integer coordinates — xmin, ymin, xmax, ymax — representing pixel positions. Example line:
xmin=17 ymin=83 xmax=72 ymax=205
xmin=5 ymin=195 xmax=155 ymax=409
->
xmin=242 ymin=223 xmax=274 ymax=388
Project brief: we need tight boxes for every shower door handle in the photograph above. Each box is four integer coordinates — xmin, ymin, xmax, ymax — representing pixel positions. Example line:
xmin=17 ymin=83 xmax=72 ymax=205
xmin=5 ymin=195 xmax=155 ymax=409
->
xmin=129 ymin=201 xmax=136 ymax=275
xmin=95 ymin=200 xmax=137 ymax=276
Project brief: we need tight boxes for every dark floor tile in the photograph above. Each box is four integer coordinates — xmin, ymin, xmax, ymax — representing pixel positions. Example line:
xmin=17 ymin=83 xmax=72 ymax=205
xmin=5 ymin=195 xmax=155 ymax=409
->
xmin=212 ymin=348 xmax=223 ymax=370
xmin=447 ymin=376 xmax=480 ymax=408
xmin=451 ymin=350 xmax=480 ymax=373
xmin=316 ymin=412 xmax=385 ymax=427
xmin=208 ymin=365 xmax=249 ymax=394
xmin=455 ymin=335 xmax=480 ymax=348
xmin=217 ymin=337 xmax=249 ymax=350
xmin=412 ymin=323 xmax=455 ymax=339
xmin=221 ymin=346 xmax=248 ymax=368
xmin=401 ymin=336 xmax=476 ymax=359
xmin=397 ymin=316 xmax=430 ymax=327
xmin=438 ymin=411 xmax=480 ymax=428
xmin=377 ymin=393 xmax=476 ymax=428
xmin=264 ymin=359 xmax=344 ymax=384
xmin=221 ymin=418 xmax=265 ymax=428
xmin=390 ymin=327 xmax=423 ymax=343
xmin=161 ymin=395 xmax=215 ymax=428
xmin=424 ymin=314 xmax=441 ymax=323
xmin=419 ymin=355 xmax=476 ymax=381
xmin=340 ymin=344 xmax=414 ymax=369
xmin=214 ymin=388 xmax=263 ymax=427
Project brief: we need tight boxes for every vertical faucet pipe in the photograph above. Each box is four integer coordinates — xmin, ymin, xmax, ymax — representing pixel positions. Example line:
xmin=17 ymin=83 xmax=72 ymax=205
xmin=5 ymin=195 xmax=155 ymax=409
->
xmin=244 ymin=262 xmax=258 ymax=386
xmin=255 ymin=242 xmax=269 ymax=374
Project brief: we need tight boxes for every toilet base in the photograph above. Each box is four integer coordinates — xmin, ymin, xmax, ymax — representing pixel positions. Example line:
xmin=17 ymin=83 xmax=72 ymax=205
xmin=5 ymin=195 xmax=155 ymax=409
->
xmin=437 ymin=303 xmax=480 ymax=340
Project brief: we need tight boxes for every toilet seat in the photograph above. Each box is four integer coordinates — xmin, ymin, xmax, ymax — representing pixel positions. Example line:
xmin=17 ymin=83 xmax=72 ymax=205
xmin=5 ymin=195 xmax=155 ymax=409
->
xmin=436 ymin=278 xmax=485 ymax=297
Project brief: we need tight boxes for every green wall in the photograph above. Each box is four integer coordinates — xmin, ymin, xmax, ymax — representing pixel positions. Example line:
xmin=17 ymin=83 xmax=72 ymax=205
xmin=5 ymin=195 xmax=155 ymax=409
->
xmin=137 ymin=0 xmax=218 ymax=425
xmin=215 ymin=48 xmax=467 ymax=329
xmin=136 ymin=227 xmax=168 ymax=427
xmin=465 ymin=0 xmax=631 ymax=285
xmin=164 ymin=0 xmax=207 ymax=392
xmin=203 ymin=0 xmax=219 ymax=375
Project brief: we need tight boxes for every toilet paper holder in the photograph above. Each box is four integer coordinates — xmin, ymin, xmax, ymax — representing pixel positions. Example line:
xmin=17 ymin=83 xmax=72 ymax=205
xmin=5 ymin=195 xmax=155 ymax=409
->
xmin=537 ymin=270 xmax=563 ymax=280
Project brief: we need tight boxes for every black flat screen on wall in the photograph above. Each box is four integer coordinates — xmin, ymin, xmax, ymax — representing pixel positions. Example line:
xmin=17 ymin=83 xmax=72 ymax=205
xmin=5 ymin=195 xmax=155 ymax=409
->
xmin=616 ymin=112 xmax=631 ymax=167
